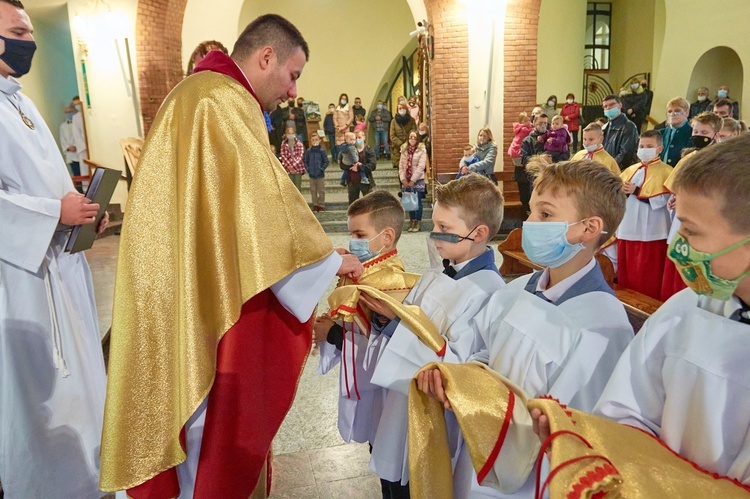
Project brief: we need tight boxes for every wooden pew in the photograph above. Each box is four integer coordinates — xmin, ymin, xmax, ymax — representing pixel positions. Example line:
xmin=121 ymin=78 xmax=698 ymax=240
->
xmin=497 ymin=228 xmax=662 ymax=321
xmin=436 ymin=170 xmax=525 ymax=233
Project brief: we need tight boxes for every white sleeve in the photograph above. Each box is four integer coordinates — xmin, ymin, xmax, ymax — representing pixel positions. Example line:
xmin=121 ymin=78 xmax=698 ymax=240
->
xmin=0 ymin=189 xmax=61 ymax=272
xmin=593 ymin=328 xmax=663 ymax=435
xmin=270 ymin=252 xmax=342 ymax=322
xmin=648 ymin=192 xmax=669 ymax=210
xmin=59 ymin=124 xmax=72 ymax=155
xmin=72 ymin=114 xmax=87 ymax=156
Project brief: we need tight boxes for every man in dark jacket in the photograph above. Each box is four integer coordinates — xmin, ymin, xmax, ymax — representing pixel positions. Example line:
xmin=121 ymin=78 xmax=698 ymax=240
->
xmin=689 ymin=87 xmax=712 ymax=119
xmin=602 ymin=94 xmax=639 ymax=170
xmin=323 ymin=103 xmax=336 ymax=161
xmin=369 ymin=100 xmax=392 ymax=159
xmin=517 ymin=113 xmax=548 ymax=212
xmin=352 ymin=97 xmax=366 ymax=124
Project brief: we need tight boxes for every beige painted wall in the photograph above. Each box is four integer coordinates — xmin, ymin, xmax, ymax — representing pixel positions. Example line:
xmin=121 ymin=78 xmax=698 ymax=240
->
xmin=22 ymin=5 xmax=79 ymax=149
xmin=652 ymin=0 xmax=750 ymax=119
xmin=537 ymin=0 xmax=587 ymax=106
xmin=608 ymin=0 xmax=654 ymax=91
xmin=236 ymin=0 xmax=415 ymax=117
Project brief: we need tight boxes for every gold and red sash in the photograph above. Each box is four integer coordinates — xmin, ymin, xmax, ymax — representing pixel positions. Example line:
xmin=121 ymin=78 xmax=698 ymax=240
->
xmin=528 ymin=398 xmax=750 ymax=498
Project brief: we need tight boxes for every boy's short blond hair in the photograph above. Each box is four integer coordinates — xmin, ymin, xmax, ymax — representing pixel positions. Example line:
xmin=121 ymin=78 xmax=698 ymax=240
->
xmin=347 ymin=190 xmax=405 ymax=243
xmin=434 ymin=174 xmax=504 ymax=239
xmin=583 ymin=123 xmax=603 ymax=135
xmin=534 ymin=160 xmax=626 ymax=246
xmin=667 ymin=97 xmax=690 ymax=112
xmin=673 ymin=134 xmax=750 ymax=234
xmin=551 ymin=114 xmax=564 ymax=124
xmin=344 ymin=131 xmax=356 ymax=141
xmin=692 ymin=111 xmax=724 ymax=133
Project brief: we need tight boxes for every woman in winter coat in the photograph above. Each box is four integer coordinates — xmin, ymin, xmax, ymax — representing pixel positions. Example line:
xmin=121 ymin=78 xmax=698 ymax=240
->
xmin=333 ymin=92 xmax=354 ymax=151
xmin=399 ymin=131 xmax=427 ymax=232
xmin=390 ymin=102 xmax=417 ymax=169
xmin=468 ymin=127 xmax=498 ymax=180
xmin=560 ymin=93 xmax=581 ymax=151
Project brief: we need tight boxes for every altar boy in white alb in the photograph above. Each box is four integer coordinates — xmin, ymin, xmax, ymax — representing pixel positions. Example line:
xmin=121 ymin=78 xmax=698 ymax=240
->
xmin=361 ymin=174 xmax=505 ymax=496
xmin=0 ymin=1 xmax=109 ymax=497
xmin=595 ymin=135 xmax=750 ymax=485
xmin=421 ymin=161 xmax=633 ymax=497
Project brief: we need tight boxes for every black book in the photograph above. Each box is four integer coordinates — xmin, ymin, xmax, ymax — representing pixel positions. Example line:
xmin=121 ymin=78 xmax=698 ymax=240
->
xmin=65 ymin=167 xmax=120 ymax=254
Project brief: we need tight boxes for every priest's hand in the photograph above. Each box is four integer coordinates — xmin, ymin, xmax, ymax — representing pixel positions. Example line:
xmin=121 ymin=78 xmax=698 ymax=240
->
xmin=530 ymin=408 xmax=551 ymax=444
xmin=337 ymin=253 xmax=364 ymax=279
xmin=60 ymin=192 xmax=100 ymax=226
xmin=359 ymin=293 xmax=396 ymax=321
xmin=416 ymin=369 xmax=452 ymax=410
xmin=96 ymin=211 xmax=110 ymax=234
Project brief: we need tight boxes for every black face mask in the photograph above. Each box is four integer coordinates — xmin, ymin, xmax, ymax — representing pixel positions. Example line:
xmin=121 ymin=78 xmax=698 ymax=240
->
xmin=0 ymin=35 xmax=36 ymax=77
xmin=690 ymin=135 xmax=713 ymax=150
xmin=429 ymin=226 xmax=478 ymax=244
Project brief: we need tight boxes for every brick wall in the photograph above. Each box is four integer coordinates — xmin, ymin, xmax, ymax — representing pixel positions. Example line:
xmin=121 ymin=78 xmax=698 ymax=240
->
xmin=135 ymin=0 xmax=187 ymax=135
xmin=502 ymin=0 xmax=542 ymax=171
xmin=425 ymin=0 xmax=470 ymax=175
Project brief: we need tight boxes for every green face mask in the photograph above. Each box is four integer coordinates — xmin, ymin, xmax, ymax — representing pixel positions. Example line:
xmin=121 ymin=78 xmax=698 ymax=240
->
xmin=668 ymin=234 xmax=750 ymax=301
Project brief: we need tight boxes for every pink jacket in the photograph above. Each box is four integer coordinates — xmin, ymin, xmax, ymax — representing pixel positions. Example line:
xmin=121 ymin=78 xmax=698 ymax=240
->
xmin=398 ymin=143 xmax=427 ymax=182
xmin=507 ymin=123 xmax=533 ymax=158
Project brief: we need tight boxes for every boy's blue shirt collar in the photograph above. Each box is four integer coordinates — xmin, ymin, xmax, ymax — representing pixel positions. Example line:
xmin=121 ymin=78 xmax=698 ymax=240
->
xmin=523 ymin=261 xmax=613 ymax=305
xmin=452 ymin=247 xmax=499 ymax=280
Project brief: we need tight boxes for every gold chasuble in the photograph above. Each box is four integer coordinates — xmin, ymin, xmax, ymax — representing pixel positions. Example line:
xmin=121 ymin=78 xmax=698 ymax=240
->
xmin=328 ymin=249 xmax=420 ymax=336
xmin=527 ymin=398 xmax=750 ymax=497
xmin=100 ymin=60 xmax=333 ymax=494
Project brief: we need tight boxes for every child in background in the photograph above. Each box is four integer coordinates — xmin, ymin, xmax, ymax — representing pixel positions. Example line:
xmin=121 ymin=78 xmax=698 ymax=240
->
xmin=617 ymin=130 xmax=673 ymax=300
xmin=362 ymin=174 xmax=506 ymax=497
xmin=717 ymin=116 xmax=746 ymax=143
xmin=353 ymin=114 xmax=367 ymax=133
xmin=543 ymin=115 xmax=571 ymax=162
xmin=269 ymin=144 xmax=278 ymax=160
xmin=571 ymin=123 xmax=621 ymax=174
xmin=280 ymin=125 xmax=306 ymax=191
xmin=507 ymin=112 xmax=533 ymax=168
xmin=315 ymin=191 xmax=420 ymax=448
xmin=304 ymin=133 xmax=329 ymax=212
xmin=338 ymin=131 xmax=359 ymax=187
xmin=324 ymin=103 xmax=337 ymax=161
xmin=594 ymin=135 xmax=750 ymax=486
xmin=456 ymin=144 xmax=479 ymax=179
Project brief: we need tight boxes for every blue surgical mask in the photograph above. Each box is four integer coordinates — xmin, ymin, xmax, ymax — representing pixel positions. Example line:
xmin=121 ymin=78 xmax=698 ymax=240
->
xmin=522 ymin=220 xmax=594 ymax=268
xmin=349 ymin=230 xmax=384 ymax=262
xmin=429 ymin=226 xmax=478 ymax=244
xmin=718 ymin=89 xmax=729 ymax=98
xmin=65 ymin=112 xmax=75 ymax=121
xmin=355 ymin=138 xmax=364 ymax=147
xmin=603 ymin=107 xmax=620 ymax=119
xmin=377 ymin=104 xmax=384 ymax=110
xmin=341 ymin=99 xmax=348 ymax=106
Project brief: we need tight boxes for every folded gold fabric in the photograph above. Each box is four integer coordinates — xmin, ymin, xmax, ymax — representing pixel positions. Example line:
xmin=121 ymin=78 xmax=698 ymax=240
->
xmin=408 ymin=363 xmax=539 ymax=499
xmin=329 ymin=249 xmax=420 ymax=336
xmin=528 ymin=398 xmax=750 ymax=498
xmin=328 ymin=285 xmax=444 ymax=353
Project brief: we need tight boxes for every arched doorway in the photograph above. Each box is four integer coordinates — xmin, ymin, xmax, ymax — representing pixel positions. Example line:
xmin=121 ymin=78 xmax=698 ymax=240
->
xmin=687 ymin=46 xmax=743 ymax=107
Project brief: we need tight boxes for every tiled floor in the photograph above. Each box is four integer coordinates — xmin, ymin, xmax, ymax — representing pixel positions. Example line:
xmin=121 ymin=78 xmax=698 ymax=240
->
xmin=85 ymin=231 xmax=503 ymax=497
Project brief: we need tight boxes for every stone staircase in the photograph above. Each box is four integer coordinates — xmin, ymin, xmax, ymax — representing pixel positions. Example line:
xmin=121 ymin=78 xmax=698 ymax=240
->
xmin=301 ymin=159 xmax=434 ymax=233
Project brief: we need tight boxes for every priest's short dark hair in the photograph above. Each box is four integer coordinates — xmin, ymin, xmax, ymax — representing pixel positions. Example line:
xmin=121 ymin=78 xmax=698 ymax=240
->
xmin=232 ymin=14 xmax=309 ymax=63
xmin=1 ymin=0 xmax=25 ymax=9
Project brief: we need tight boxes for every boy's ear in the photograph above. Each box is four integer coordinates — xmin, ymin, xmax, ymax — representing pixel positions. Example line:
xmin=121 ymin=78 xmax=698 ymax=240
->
xmin=473 ymin=224 xmax=490 ymax=244
xmin=581 ymin=216 xmax=605 ymax=244
xmin=384 ymin=227 xmax=396 ymax=248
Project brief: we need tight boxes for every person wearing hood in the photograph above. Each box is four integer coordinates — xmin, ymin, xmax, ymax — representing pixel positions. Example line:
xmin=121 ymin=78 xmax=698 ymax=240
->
xmin=390 ymin=101 xmax=416 ymax=169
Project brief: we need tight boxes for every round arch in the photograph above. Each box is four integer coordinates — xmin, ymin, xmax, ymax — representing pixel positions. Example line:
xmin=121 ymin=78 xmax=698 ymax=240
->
xmin=687 ymin=46 xmax=743 ymax=105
